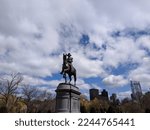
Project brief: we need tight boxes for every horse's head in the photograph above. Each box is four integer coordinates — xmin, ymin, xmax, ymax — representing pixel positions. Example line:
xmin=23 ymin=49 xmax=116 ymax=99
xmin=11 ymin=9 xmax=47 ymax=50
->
xmin=63 ymin=54 xmax=66 ymax=62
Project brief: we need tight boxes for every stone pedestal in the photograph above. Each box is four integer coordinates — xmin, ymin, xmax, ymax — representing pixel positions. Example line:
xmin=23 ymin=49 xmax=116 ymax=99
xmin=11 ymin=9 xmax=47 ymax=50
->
xmin=55 ymin=83 xmax=81 ymax=113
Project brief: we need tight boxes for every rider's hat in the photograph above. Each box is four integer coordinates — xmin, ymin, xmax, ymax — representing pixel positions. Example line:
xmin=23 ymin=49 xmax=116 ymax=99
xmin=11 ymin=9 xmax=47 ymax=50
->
xmin=67 ymin=53 xmax=71 ymax=57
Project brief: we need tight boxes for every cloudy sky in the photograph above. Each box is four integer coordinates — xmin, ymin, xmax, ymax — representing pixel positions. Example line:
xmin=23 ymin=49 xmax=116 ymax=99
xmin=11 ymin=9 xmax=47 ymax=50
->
xmin=1 ymin=0 xmax=150 ymax=99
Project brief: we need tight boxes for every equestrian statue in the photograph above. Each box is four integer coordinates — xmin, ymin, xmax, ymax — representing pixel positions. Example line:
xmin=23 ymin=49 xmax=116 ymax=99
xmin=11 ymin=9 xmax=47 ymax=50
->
xmin=60 ymin=53 xmax=77 ymax=85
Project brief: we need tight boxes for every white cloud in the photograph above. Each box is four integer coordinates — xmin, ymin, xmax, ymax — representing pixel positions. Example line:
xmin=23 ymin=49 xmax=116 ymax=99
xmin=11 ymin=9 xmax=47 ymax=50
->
xmin=22 ymin=75 xmax=61 ymax=87
xmin=0 ymin=0 xmax=150 ymax=94
xmin=88 ymin=0 xmax=150 ymax=29
xmin=76 ymin=78 xmax=91 ymax=90
xmin=103 ymin=37 xmax=146 ymax=68
xmin=137 ymin=36 xmax=150 ymax=50
xmin=103 ymin=75 xmax=128 ymax=87
xmin=73 ymin=52 xmax=106 ymax=78
xmin=129 ymin=57 xmax=150 ymax=91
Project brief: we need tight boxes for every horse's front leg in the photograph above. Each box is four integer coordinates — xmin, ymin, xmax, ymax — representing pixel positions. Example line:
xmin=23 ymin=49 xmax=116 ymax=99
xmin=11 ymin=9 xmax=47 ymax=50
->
xmin=69 ymin=74 xmax=72 ymax=84
xmin=63 ymin=73 xmax=67 ymax=83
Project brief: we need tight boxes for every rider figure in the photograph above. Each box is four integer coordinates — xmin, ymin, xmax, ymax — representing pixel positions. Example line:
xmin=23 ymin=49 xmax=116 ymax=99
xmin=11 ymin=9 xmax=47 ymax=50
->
xmin=67 ymin=53 xmax=73 ymax=63
xmin=67 ymin=53 xmax=73 ymax=72
xmin=60 ymin=53 xmax=73 ymax=74
xmin=60 ymin=53 xmax=76 ymax=84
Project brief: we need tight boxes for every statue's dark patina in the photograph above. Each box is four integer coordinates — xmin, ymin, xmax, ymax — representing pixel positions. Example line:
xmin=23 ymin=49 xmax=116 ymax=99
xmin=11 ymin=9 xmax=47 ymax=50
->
xmin=60 ymin=53 xmax=76 ymax=85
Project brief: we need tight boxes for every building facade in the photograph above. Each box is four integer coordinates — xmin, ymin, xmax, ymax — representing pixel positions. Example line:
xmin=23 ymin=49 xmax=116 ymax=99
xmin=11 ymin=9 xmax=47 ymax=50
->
xmin=89 ymin=88 xmax=109 ymax=101
xmin=130 ymin=81 xmax=142 ymax=101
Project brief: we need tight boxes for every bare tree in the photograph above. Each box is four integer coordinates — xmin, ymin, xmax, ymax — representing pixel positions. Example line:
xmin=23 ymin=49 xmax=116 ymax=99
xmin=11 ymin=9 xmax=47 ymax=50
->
xmin=0 ymin=73 xmax=23 ymax=105
xmin=22 ymin=84 xmax=54 ymax=101
xmin=21 ymin=85 xmax=38 ymax=102
xmin=21 ymin=85 xmax=54 ymax=112
xmin=37 ymin=89 xmax=53 ymax=101
xmin=21 ymin=85 xmax=53 ymax=101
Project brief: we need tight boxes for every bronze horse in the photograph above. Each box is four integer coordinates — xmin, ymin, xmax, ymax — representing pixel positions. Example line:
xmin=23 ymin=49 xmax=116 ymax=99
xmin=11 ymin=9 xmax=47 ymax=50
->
xmin=60 ymin=53 xmax=76 ymax=85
